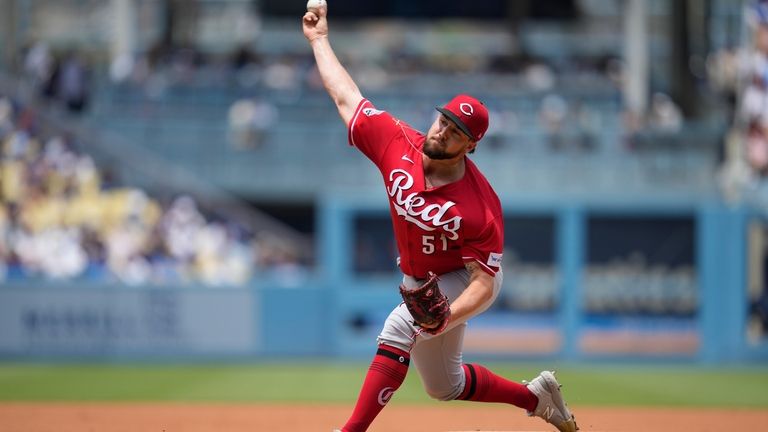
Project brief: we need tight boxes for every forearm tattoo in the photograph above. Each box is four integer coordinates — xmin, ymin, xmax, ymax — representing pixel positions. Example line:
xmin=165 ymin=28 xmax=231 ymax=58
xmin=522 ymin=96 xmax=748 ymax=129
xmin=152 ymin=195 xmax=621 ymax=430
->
xmin=464 ymin=261 xmax=481 ymax=275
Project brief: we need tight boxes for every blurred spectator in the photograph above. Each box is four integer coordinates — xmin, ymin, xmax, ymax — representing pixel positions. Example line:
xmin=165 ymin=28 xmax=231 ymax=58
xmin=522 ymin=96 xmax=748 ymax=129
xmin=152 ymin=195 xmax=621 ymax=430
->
xmin=230 ymin=44 xmax=261 ymax=71
xmin=741 ymin=22 xmax=768 ymax=173
xmin=647 ymin=92 xmax=684 ymax=133
xmin=22 ymin=42 xmax=54 ymax=92
xmin=707 ymin=46 xmax=740 ymax=114
xmin=0 ymin=204 xmax=8 ymax=281
xmin=227 ymin=98 xmax=278 ymax=149
xmin=570 ymin=99 xmax=599 ymax=151
xmin=0 ymin=98 xmax=12 ymax=136
xmin=539 ymin=94 xmax=568 ymax=150
xmin=747 ymin=0 xmax=768 ymax=28
xmin=750 ymin=288 xmax=768 ymax=341
xmin=622 ymin=93 xmax=683 ymax=152
xmin=161 ymin=195 xmax=206 ymax=267
xmin=194 ymin=221 xmax=254 ymax=286
xmin=747 ymin=122 xmax=768 ymax=175
xmin=57 ymin=52 xmax=91 ymax=113
xmin=263 ymin=56 xmax=301 ymax=91
xmin=109 ymin=53 xmax=137 ymax=84
xmin=233 ymin=53 xmax=263 ymax=89
xmin=538 ymin=94 xmax=601 ymax=153
xmin=524 ymin=61 xmax=557 ymax=91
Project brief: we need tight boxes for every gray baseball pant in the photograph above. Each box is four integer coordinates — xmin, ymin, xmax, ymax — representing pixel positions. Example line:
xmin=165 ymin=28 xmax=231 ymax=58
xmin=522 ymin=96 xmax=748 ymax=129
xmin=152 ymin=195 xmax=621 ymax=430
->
xmin=377 ymin=267 xmax=503 ymax=401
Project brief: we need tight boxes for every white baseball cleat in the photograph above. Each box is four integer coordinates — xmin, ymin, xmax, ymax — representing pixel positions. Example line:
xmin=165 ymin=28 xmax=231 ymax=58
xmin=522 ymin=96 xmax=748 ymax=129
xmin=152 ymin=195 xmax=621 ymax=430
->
xmin=524 ymin=370 xmax=579 ymax=432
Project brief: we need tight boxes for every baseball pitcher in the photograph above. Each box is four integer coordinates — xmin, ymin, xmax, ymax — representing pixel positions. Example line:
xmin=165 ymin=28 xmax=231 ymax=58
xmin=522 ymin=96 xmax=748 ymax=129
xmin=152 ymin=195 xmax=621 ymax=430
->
xmin=303 ymin=4 xmax=578 ymax=432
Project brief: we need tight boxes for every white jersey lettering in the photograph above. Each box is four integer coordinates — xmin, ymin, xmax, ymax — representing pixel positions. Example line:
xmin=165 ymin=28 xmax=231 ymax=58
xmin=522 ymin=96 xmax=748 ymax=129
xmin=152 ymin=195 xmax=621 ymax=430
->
xmin=387 ymin=169 xmax=462 ymax=240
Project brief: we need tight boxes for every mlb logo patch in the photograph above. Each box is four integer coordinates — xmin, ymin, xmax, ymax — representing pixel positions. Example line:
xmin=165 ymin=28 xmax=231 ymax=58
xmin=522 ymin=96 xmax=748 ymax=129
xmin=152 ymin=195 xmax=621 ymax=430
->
xmin=487 ymin=252 xmax=503 ymax=267
xmin=363 ymin=108 xmax=384 ymax=117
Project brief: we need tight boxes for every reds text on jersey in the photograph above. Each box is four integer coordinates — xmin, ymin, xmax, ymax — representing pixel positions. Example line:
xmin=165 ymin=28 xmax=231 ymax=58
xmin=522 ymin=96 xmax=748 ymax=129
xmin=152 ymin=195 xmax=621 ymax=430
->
xmin=348 ymin=99 xmax=504 ymax=278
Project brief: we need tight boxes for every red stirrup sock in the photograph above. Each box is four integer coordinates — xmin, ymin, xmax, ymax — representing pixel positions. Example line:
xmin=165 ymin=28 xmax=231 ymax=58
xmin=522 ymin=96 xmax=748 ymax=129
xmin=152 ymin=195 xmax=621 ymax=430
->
xmin=341 ymin=344 xmax=410 ymax=432
xmin=457 ymin=363 xmax=538 ymax=412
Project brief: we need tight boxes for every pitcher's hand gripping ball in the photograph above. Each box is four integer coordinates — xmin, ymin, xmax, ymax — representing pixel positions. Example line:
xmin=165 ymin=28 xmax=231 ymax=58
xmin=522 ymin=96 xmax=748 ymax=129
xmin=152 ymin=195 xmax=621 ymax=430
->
xmin=399 ymin=272 xmax=451 ymax=335
xmin=306 ymin=0 xmax=327 ymax=14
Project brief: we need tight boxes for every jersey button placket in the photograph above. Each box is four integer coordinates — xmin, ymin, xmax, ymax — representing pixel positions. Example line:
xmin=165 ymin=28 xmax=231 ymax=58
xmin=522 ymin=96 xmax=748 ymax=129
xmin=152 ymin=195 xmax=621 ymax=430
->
xmin=407 ymin=224 xmax=416 ymax=273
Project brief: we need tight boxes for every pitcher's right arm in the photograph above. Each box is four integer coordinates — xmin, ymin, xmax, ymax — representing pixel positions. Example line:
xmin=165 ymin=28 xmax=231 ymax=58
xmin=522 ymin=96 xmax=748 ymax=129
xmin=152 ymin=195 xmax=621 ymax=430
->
xmin=302 ymin=7 xmax=363 ymax=126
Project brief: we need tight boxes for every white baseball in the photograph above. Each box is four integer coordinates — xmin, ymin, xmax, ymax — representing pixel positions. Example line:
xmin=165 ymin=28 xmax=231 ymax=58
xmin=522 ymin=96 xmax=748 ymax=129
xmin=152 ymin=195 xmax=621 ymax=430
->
xmin=306 ymin=0 xmax=327 ymax=13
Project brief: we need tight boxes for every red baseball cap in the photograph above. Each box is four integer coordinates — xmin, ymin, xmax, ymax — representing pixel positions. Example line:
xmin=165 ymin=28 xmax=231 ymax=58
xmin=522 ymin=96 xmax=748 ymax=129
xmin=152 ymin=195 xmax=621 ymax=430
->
xmin=435 ymin=94 xmax=489 ymax=142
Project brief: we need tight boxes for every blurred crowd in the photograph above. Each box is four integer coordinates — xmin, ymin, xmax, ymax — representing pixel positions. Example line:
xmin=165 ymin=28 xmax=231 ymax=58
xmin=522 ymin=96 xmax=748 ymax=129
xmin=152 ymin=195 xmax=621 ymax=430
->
xmin=98 ymin=34 xmax=629 ymax=154
xmin=0 ymin=95 xmax=305 ymax=286
xmin=104 ymin=38 xmax=618 ymax=94
xmin=7 ymin=3 xmax=755 ymax=290
xmin=11 ymin=12 xmax=708 ymax=161
xmin=742 ymin=5 xmax=768 ymax=174
xmin=116 ymin=37 xmax=700 ymax=157
xmin=714 ymin=1 xmax=768 ymax=188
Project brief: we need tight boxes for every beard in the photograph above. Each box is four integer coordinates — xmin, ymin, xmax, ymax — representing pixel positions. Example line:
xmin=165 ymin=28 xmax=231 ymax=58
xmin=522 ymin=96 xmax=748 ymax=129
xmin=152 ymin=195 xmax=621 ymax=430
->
xmin=423 ymin=137 xmax=461 ymax=160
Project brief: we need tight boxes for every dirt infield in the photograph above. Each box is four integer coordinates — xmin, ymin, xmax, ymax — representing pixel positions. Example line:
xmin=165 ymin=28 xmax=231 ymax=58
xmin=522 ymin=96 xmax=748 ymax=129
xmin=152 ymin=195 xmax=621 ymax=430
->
xmin=1 ymin=403 xmax=767 ymax=432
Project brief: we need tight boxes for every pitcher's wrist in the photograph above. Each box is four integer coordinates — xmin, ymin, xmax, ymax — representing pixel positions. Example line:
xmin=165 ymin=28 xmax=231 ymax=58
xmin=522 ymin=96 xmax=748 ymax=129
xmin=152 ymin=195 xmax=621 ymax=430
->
xmin=309 ymin=34 xmax=328 ymax=43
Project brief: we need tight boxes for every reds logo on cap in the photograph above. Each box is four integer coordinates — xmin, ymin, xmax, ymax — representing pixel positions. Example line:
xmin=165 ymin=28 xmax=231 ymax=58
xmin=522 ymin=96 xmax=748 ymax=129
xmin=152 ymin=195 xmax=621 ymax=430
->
xmin=435 ymin=94 xmax=489 ymax=141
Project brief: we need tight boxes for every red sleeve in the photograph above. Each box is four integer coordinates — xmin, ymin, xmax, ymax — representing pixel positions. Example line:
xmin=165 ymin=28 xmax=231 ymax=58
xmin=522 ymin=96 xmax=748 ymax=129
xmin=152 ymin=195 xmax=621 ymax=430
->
xmin=461 ymin=216 xmax=504 ymax=276
xmin=347 ymin=99 xmax=401 ymax=166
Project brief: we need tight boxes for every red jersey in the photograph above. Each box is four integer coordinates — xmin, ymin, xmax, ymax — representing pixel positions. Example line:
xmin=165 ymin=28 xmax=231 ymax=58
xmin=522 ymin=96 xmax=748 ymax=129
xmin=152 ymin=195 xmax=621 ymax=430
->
xmin=348 ymin=99 xmax=504 ymax=278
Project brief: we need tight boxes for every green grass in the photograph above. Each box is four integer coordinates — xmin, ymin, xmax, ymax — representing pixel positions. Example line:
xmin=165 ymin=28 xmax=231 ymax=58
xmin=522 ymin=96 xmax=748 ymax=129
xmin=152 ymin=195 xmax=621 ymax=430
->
xmin=1 ymin=362 xmax=767 ymax=408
